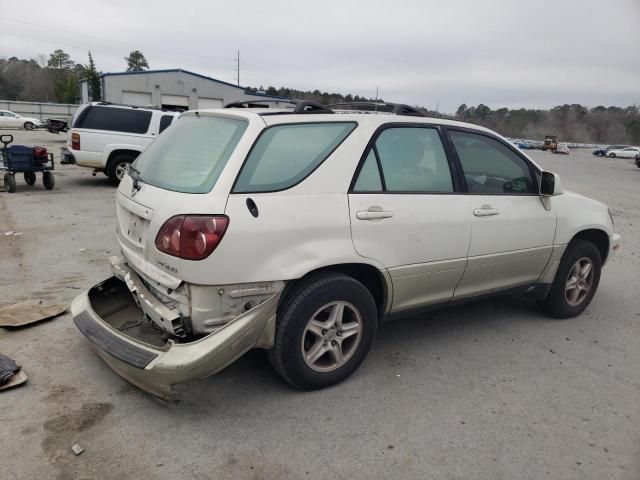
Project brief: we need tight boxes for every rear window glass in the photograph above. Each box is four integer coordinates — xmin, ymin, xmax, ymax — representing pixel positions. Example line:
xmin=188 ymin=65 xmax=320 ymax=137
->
xmin=134 ymin=115 xmax=247 ymax=194
xmin=74 ymin=106 xmax=152 ymax=134
xmin=233 ymin=122 xmax=356 ymax=193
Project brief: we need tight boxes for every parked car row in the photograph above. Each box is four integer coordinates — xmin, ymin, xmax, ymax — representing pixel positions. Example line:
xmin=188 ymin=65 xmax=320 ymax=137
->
xmin=592 ymin=145 xmax=640 ymax=159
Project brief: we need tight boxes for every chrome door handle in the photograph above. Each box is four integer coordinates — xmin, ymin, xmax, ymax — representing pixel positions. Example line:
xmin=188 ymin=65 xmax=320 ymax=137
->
xmin=356 ymin=210 xmax=394 ymax=220
xmin=473 ymin=205 xmax=499 ymax=217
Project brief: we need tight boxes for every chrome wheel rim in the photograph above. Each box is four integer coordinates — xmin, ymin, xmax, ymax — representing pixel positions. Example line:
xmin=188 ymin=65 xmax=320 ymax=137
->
xmin=301 ymin=301 xmax=363 ymax=372
xmin=115 ymin=162 xmax=130 ymax=181
xmin=565 ymin=257 xmax=594 ymax=307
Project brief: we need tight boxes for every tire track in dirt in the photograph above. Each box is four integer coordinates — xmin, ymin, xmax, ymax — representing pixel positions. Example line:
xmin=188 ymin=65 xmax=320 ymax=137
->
xmin=0 ymin=193 xmax=30 ymax=301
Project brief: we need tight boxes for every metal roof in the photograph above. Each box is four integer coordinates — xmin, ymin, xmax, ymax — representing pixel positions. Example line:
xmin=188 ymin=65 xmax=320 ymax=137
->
xmin=100 ymin=68 xmax=289 ymax=100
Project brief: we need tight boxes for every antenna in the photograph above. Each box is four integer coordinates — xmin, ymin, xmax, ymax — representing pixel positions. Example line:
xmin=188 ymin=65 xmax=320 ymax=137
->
xmin=234 ymin=50 xmax=240 ymax=86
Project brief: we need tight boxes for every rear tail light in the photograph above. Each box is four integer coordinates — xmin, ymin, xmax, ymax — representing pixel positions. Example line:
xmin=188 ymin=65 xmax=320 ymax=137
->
xmin=71 ymin=132 xmax=80 ymax=150
xmin=155 ymin=215 xmax=229 ymax=260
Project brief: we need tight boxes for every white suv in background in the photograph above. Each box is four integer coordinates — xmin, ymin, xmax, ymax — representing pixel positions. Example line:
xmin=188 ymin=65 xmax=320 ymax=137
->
xmin=71 ymin=101 xmax=620 ymax=399
xmin=66 ymin=102 xmax=180 ymax=184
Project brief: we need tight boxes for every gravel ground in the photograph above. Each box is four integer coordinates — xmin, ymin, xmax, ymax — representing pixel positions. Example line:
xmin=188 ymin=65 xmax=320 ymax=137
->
xmin=0 ymin=129 xmax=638 ymax=480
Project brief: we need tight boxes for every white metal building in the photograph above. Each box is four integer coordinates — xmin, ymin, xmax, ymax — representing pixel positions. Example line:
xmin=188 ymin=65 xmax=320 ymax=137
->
xmin=82 ymin=69 xmax=289 ymax=109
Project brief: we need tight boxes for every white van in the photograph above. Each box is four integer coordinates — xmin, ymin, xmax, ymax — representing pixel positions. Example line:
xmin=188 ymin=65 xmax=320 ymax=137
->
xmin=66 ymin=102 xmax=180 ymax=184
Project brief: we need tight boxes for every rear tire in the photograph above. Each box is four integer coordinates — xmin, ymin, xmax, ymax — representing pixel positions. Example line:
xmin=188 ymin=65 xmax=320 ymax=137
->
xmin=269 ymin=273 xmax=378 ymax=390
xmin=4 ymin=174 xmax=16 ymax=193
xmin=538 ymin=239 xmax=602 ymax=318
xmin=106 ymin=154 xmax=135 ymax=185
xmin=24 ymin=172 xmax=36 ymax=185
xmin=43 ymin=171 xmax=55 ymax=190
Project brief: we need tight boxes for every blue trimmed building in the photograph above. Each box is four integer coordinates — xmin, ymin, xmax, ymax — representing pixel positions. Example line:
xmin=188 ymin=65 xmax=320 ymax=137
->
xmin=87 ymin=68 xmax=288 ymax=109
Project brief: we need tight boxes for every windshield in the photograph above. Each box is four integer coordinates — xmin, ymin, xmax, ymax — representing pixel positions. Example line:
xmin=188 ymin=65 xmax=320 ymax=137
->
xmin=133 ymin=115 xmax=248 ymax=193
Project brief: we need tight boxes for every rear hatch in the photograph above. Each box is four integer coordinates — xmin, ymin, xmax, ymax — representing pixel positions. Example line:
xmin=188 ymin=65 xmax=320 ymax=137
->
xmin=115 ymin=111 xmax=264 ymax=288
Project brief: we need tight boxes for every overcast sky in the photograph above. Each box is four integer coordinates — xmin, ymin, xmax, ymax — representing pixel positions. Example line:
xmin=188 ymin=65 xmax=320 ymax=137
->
xmin=2 ymin=0 xmax=639 ymax=112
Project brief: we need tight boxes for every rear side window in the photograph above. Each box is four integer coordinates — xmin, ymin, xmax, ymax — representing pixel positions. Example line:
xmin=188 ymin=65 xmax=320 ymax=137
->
xmin=134 ymin=115 xmax=247 ymax=194
xmin=233 ymin=122 xmax=356 ymax=193
xmin=353 ymin=151 xmax=383 ymax=192
xmin=159 ymin=115 xmax=174 ymax=133
xmin=74 ymin=106 xmax=152 ymax=134
xmin=450 ymin=130 xmax=534 ymax=194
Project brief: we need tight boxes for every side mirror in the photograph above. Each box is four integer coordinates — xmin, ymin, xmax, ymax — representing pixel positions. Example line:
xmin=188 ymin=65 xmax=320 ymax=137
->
xmin=540 ymin=171 xmax=563 ymax=196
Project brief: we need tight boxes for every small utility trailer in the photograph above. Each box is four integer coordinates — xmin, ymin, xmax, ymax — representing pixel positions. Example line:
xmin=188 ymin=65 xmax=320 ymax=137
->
xmin=1 ymin=135 xmax=55 ymax=193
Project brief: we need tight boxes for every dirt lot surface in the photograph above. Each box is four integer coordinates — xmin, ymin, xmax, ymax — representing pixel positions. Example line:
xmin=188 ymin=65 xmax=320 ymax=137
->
xmin=1 ymin=130 xmax=638 ymax=480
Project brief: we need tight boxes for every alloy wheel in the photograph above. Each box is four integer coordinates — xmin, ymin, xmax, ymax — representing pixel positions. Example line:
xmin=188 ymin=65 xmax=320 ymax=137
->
xmin=301 ymin=301 xmax=363 ymax=372
xmin=565 ymin=257 xmax=594 ymax=307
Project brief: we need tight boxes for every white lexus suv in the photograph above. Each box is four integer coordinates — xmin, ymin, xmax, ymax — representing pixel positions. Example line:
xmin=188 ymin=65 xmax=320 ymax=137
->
xmin=71 ymin=101 xmax=620 ymax=399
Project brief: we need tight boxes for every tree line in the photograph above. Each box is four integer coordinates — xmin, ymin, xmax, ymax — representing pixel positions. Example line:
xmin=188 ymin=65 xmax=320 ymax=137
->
xmin=454 ymin=103 xmax=640 ymax=145
xmin=0 ymin=50 xmax=149 ymax=104
xmin=245 ymin=87 xmax=639 ymax=144
xmin=2 ymin=51 xmax=638 ymax=144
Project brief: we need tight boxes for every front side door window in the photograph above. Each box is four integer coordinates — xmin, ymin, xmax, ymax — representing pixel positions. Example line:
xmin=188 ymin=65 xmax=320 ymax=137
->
xmin=449 ymin=130 xmax=535 ymax=194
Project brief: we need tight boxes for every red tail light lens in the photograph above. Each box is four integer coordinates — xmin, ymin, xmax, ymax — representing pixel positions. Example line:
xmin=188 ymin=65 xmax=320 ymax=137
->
xmin=155 ymin=215 xmax=229 ymax=260
xmin=71 ymin=132 xmax=80 ymax=150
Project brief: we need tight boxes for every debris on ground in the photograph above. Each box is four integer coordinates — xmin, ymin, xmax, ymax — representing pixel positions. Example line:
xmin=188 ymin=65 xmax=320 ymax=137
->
xmin=0 ymin=353 xmax=27 ymax=391
xmin=3 ymin=231 xmax=22 ymax=236
xmin=0 ymin=300 xmax=67 ymax=327
xmin=71 ymin=443 xmax=84 ymax=456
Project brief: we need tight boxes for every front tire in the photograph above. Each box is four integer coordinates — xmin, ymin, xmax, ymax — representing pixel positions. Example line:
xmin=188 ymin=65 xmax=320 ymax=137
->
xmin=269 ymin=273 xmax=378 ymax=390
xmin=538 ymin=239 xmax=602 ymax=318
xmin=608 ymin=153 xmax=616 ymax=158
xmin=23 ymin=121 xmax=35 ymax=131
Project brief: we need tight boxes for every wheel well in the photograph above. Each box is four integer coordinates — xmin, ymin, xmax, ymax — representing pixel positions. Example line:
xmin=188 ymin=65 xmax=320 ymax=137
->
xmin=291 ymin=264 xmax=389 ymax=318
xmin=106 ymin=149 xmax=140 ymax=169
xmin=571 ymin=229 xmax=609 ymax=263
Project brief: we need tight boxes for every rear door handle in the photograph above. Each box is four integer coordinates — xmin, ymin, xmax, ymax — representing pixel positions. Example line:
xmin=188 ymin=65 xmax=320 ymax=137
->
xmin=356 ymin=210 xmax=394 ymax=220
xmin=473 ymin=205 xmax=499 ymax=217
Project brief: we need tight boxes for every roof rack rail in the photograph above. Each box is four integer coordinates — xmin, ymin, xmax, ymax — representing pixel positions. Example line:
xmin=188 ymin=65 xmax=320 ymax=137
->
xmin=328 ymin=101 xmax=426 ymax=117
xmin=93 ymin=101 xmax=180 ymax=112
xmin=292 ymin=100 xmax=334 ymax=114
xmin=224 ymin=99 xmax=297 ymax=108
xmin=224 ymin=99 xmax=333 ymax=114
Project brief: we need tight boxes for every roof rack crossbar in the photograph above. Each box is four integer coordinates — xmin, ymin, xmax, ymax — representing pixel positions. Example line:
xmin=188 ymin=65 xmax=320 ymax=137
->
xmin=224 ymin=99 xmax=333 ymax=114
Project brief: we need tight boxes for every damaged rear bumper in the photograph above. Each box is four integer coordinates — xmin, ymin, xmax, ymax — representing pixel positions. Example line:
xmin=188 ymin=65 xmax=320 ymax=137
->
xmin=71 ymin=274 xmax=281 ymax=399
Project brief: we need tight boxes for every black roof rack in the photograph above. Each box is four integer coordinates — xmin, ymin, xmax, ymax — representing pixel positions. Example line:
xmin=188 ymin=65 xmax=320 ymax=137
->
xmin=224 ymin=100 xmax=425 ymax=117
xmin=328 ymin=102 xmax=426 ymax=117
xmin=224 ymin=99 xmax=333 ymax=114
xmin=224 ymin=99 xmax=296 ymax=108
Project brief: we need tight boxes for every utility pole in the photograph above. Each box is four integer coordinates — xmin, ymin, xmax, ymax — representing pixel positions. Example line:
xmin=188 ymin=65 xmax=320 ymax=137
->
xmin=234 ymin=50 xmax=240 ymax=86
